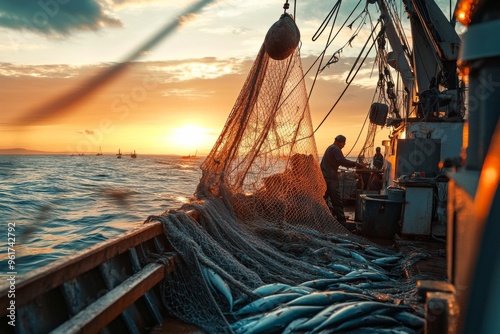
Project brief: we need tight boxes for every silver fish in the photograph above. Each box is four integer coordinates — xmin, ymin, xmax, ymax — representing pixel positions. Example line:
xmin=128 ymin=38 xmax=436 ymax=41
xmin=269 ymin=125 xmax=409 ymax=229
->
xmin=299 ymin=278 xmax=345 ymax=290
xmin=252 ymin=283 xmax=292 ymax=297
xmin=234 ymin=293 xmax=302 ymax=316
xmin=233 ymin=318 xmax=261 ymax=334
xmin=329 ymin=263 xmax=351 ymax=274
xmin=364 ymin=246 xmax=400 ymax=258
xmin=201 ymin=266 xmax=233 ymax=311
xmin=231 ymin=314 xmax=262 ymax=329
xmin=282 ymin=317 xmax=309 ymax=334
xmin=281 ymin=285 xmax=317 ymax=295
xmin=326 ymin=283 xmax=368 ymax=295
xmin=294 ymin=301 xmax=359 ymax=331
xmin=350 ymin=251 xmax=371 ymax=264
xmin=393 ymin=311 xmax=425 ymax=329
xmin=329 ymin=314 xmax=401 ymax=332
xmin=341 ymin=269 xmax=395 ymax=283
xmin=372 ymin=256 xmax=403 ymax=266
xmin=286 ymin=291 xmax=373 ymax=307
xmin=311 ymin=301 xmax=406 ymax=333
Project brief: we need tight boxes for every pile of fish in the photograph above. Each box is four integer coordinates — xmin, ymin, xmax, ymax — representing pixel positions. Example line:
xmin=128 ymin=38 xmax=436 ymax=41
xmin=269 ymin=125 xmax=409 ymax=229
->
xmin=199 ymin=236 xmax=427 ymax=334
xmin=228 ymin=281 xmax=424 ymax=333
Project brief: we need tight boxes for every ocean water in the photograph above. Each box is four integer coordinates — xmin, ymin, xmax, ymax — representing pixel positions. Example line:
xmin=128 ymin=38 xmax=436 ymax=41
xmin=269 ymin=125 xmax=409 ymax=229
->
xmin=0 ymin=154 xmax=203 ymax=276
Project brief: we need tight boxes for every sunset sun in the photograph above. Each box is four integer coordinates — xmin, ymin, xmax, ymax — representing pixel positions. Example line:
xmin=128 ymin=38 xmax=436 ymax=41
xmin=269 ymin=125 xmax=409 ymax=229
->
xmin=168 ymin=125 xmax=209 ymax=153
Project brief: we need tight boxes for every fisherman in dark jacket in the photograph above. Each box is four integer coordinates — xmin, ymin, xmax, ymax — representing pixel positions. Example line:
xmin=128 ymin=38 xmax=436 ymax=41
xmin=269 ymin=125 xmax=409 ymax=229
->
xmin=373 ymin=147 xmax=384 ymax=170
xmin=320 ymin=135 xmax=364 ymax=229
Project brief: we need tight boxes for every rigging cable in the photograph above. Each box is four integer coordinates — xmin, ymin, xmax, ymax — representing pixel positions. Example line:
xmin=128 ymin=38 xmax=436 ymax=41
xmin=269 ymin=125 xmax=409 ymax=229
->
xmin=313 ymin=20 xmax=382 ymax=134
xmin=320 ymin=9 xmax=369 ymax=72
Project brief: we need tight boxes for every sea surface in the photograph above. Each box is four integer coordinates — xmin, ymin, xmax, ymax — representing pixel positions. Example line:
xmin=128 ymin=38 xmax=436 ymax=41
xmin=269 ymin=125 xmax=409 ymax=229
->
xmin=0 ymin=154 xmax=203 ymax=276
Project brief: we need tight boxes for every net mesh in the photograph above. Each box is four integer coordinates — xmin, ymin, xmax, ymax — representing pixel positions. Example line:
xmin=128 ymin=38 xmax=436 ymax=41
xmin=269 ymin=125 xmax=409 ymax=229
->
xmin=146 ymin=18 xmax=427 ymax=334
xmin=195 ymin=43 xmax=346 ymax=236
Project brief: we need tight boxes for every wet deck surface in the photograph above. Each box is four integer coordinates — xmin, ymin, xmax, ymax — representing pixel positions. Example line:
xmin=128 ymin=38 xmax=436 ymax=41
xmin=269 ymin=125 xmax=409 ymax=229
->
xmin=345 ymin=203 xmax=448 ymax=280
xmin=396 ymin=236 xmax=447 ymax=279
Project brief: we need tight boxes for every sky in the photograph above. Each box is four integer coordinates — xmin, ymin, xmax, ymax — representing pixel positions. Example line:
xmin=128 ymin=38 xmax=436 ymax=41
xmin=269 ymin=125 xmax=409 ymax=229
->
xmin=0 ymin=0 xmax=461 ymax=156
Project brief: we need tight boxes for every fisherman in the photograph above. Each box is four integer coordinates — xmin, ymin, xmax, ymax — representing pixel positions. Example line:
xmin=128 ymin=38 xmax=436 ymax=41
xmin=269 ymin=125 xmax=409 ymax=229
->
xmin=373 ymin=147 xmax=384 ymax=170
xmin=320 ymin=135 xmax=365 ymax=230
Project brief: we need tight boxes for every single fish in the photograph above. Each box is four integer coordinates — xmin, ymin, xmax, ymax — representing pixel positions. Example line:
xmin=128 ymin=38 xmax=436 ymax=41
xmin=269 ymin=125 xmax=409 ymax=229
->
xmin=281 ymin=285 xmax=317 ymax=295
xmin=326 ymin=283 xmax=368 ymax=295
xmin=393 ymin=311 xmax=425 ymax=329
xmin=329 ymin=314 xmax=401 ymax=332
xmin=350 ymin=251 xmax=371 ymax=264
xmin=299 ymin=278 xmax=344 ymax=290
xmin=231 ymin=314 xmax=262 ymax=329
xmin=364 ymin=246 xmax=400 ymax=258
xmin=293 ymin=301 xmax=359 ymax=331
xmin=340 ymin=270 xmax=395 ymax=283
xmin=234 ymin=293 xmax=302 ymax=316
xmin=329 ymin=263 xmax=351 ymax=274
xmin=282 ymin=317 xmax=309 ymax=334
xmin=233 ymin=318 xmax=261 ymax=334
xmin=286 ymin=291 xmax=373 ymax=307
xmin=244 ymin=306 xmax=323 ymax=334
xmin=372 ymin=256 xmax=403 ymax=266
xmin=201 ymin=266 xmax=233 ymax=311
xmin=311 ymin=301 xmax=406 ymax=333
xmin=252 ymin=283 xmax=292 ymax=297
xmin=329 ymin=245 xmax=352 ymax=258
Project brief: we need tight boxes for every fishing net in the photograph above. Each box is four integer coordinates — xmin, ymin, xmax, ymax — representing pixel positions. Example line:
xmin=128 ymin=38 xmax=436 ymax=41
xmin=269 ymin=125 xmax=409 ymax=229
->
xmin=195 ymin=40 xmax=346 ymax=236
xmin=147 ymin=14 xmax=427 ymax=334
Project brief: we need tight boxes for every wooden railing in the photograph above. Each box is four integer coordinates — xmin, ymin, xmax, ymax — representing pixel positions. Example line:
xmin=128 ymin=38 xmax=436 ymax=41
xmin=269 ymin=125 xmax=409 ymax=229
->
xmin=0 ymin=221 xmax=176 ymax=333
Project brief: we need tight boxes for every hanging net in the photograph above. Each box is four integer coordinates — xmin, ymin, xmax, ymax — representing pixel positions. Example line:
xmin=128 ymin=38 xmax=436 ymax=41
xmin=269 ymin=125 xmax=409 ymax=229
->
xmin=147 ymin=13 xmax=427 ymax=334
xmin=195 ymin=25 xmax=345 ymax=237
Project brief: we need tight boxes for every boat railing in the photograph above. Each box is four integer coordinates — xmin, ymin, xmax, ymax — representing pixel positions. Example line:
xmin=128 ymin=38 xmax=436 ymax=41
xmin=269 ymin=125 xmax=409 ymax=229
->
xmin=0 ymin=221 xmax=176 ymax=333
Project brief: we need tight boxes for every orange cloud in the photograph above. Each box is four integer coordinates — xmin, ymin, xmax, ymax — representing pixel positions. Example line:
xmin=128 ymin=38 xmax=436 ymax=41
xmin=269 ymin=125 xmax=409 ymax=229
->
xmin=1 ymin=55 xmax=389 ymax=156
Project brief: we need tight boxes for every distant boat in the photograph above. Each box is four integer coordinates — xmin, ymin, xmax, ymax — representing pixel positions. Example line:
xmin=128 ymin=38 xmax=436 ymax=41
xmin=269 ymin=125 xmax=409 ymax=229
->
xmin=96 ymin=147 xmax=103 ymax=156
xmin=131 ymin=150 xmax=137 ymax=158
xmin=181 ymin=149 xmax=197 ymax=159
xmin=117 ymin=149 xmax=122 ymax=159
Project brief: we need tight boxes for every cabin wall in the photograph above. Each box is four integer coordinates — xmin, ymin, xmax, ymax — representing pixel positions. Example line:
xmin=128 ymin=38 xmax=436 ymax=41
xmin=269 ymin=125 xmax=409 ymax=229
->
xmin=406 ymin=122 xmax=464 ymax=162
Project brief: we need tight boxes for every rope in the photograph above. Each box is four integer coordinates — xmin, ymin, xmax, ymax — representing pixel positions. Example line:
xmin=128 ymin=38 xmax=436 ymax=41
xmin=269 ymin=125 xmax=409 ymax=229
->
xmin=313 ymin=21 xmax=382 ymax=134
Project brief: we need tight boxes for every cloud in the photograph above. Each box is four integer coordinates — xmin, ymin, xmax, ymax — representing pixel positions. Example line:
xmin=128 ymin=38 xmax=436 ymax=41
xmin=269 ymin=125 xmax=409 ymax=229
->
xmin=147 ymin=57 xmax=246 ymax=82
xmin=0 ymin=0 xmax=122 ymax=37
xmin=0 ymin=62 xmax=100 ymax=78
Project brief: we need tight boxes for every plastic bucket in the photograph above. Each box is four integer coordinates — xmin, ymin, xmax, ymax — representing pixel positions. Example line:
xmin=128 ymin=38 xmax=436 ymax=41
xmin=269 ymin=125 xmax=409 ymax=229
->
xmin=362 ymin=195 xmax=402 ymax=239
xmin=387 ymin=186 xmax=406 ymax=203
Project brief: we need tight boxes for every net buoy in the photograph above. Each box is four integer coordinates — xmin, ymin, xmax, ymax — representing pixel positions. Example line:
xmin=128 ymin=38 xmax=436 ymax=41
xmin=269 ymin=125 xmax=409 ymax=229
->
xmin=264 ymin=13 xmax=300 ymax=60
